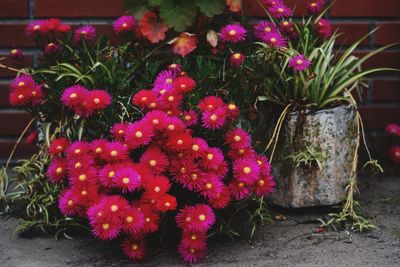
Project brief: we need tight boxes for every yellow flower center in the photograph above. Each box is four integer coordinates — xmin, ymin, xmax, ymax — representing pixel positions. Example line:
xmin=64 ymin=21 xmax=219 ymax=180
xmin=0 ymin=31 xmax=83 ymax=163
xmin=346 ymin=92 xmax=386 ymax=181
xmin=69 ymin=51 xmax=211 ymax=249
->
xmin=102 ymin=223 xmax=109 ymax=230
xmin=160 ymin=89 xmax=166 ymax=95
xmin=296 ymin=59 xmax=303 ymax=65
xmin=278 ymin=7 xmax=284 ymax=13
xmin=166 ymin=78 xmax=173 ymax=84
xmin=152 ymin=119 xmax=159 ymax=125
xmin=283 ymin=21 xmax=289 ymax=26
xmin=132 ymin=244 xmax=138 ymax=250
xmin=238 ymin=149 xmax=245 ymax=155
xmin=168 ymin=96 xmax=174 ymax=102
xmin=110 ymin=150 xmax=118 ymax=157
xmin=31 ymin=90 xmax=37 ymax=96
xmin=265 ymin=26 xmax=272 ymax=32
xmin=56 ymin=167 xmax=63 ymax=174
xmin=108 ymin=171 xmax=115 ymax=178
xmin=18 ymin=81 xmax=25 ymax=87
xmin=126 ymin=216 xmax=133 ymax=223
xmin=56 ymin=145 xmax=63 ymax=151
xmin=258 ymin=179 xmax=265 ymax=186
xmin=184 ymin=115 xmax=191 ymax=121
xmin=70 ymin=93 xmax=77 ymax=99
xmin=122 ymin=177 xmax=130 ymax=184
xmin=238 ymin=182 xmax=245 ymax=188
xmin=149 ymin=160 xmax=157 ymax=166
xmin=154 ymin=186 xmax=161 ymax=192
xmin=67 ymin=200 xmax=73 ymax=206
xmin=257 ymin=160 xmax=262 ymax=165
xmin=311 ymin=2 xmax=317 ymax=7
xmin=233 ymin=53 xmax=241 ymax=59
xmin=270 ymin=37 xmax=277 ymax=43
xmin=11 ymin=49 xmax=17 ymax=54
xmin=198 ymin=214 xmax=206 ymax=221
xmin=191 ymin=173 xmax=198 ymax=180
xmin=229 ymin=30 xmax=236 ymax=35
xmin=135 ymin=131 xmax=143 ymax=138
xmin=180 ymin=167 xmax=186 ymax=174
xmin=191 ymin=234 xmax=197 ymax=240
xmin=111 ymin=205 xmax=118 ymax=212
xmin=79 ymin=174 xmax=86 ymax=181
xmin=122 ymin=22 xmax=128 ymax=28
xmin=165 ymin=202 xmax=171 ymax=207
xmin=177 ymin=139 xmax=183 ymax=145
xmin=81 ymin=190 xmax=88 ymax=196
xmin=168 ymin=125 xmax=175 ymax=130
xmin=48 ymin=42 xmax=55 ymax=47
xmin=192 ymin=144 xmax=199 ymax=151
xmin=207 ymin=153 xmax=214 ymax=160
xmin=210 ymin=114 xmax=218 ymax=121
xmin=75 ymin=162 xmax=82 ymax=168
xmin=205 ymin=183 xmax=212 ymax=189
xmin=118 ymin=129 xmax=124 ymax=135
xmin=74 ymin=149 xmax=81 ymax=154
xmin=234 ymin=135 xmax=241 ymax=142
xmin=18 ymin=94 xmax=24 ymax=100
xmin=243 ymin=167 xmax=252 ymax=174
xmin=94 ymin=98 xmax=100 ymax=104
xmin=33 ymin=25 xmax=40 ymax=30
xmin=145 ymin=217 xmax=151 ymax=222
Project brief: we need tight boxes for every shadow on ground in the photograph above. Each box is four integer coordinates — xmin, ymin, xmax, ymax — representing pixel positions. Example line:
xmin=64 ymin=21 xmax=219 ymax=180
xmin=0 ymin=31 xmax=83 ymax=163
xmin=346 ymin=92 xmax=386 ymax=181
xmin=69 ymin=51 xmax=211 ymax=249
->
xmin=1 ymin=174 xmax=399 ymax=267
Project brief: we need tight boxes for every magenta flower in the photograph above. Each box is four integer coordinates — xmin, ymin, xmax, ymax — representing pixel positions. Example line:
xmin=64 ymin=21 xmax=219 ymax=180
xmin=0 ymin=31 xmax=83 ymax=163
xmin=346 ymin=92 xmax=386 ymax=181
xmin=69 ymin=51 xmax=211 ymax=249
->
xmin=230 ymin=52 xmax=245 ymax=67
xmin=44 ymin=42 xmax=61 ymax=55
xmin=307 ymin=0 xmax=325 ymax=14
xmin=289 ymin=54 xmax=311 ymax=71
xmin=73 ymin=25 xmax=96 ymax=43
xmin=263 ymin=32 xmax=287 ymax=48
xmin=113 ymin=15 xmax=137 ymax=33
xmin=253 ymin=21 xmax=278 ymax=40
xmin=268 ymin=3 xmax=293 ymax=18
xmin=385 ymin=123 xmax=400 ymax=137
xmin=279 ymin=20 xmax=297 ymax=38
xmin=9 ymin=48 xmax=23 ymax=60
xmin=316 ymin=18 xmax=332 ymax=38
xmin=219 ymin=24 xmax=247 ymax=43
xmin=25 ymin=20 xmax=47 ymax=35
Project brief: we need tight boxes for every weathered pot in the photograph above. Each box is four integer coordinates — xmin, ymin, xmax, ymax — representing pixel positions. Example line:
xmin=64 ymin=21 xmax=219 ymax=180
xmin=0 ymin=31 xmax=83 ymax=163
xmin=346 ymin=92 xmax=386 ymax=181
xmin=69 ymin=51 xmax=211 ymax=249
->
xmin=268 ymin=104 xmax=357 ymax=208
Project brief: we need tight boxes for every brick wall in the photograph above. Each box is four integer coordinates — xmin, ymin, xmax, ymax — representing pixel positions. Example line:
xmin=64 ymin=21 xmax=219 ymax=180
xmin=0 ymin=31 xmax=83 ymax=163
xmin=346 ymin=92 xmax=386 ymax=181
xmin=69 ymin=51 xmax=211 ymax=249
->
xmin=0 ymin=0 xmax=399 ymax=161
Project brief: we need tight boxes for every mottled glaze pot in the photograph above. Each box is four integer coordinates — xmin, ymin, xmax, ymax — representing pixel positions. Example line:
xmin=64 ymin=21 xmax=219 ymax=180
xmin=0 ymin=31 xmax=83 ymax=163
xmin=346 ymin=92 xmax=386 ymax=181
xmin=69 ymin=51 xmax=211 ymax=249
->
xmin=268 ymin=104 xmax=357 ymax=208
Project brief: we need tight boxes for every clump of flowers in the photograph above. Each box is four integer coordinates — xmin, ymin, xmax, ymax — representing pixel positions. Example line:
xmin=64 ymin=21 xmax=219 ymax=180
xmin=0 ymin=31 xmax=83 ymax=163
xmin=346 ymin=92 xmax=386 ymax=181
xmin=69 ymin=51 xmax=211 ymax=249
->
xmin=46 ymin=68 xmax=274 ymax=263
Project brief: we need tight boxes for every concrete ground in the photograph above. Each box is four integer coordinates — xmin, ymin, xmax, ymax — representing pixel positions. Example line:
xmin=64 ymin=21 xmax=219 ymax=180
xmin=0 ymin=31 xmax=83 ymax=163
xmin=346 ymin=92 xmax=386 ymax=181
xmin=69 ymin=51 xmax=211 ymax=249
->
xmin=0 ymin=174 xmax=399 ymax=267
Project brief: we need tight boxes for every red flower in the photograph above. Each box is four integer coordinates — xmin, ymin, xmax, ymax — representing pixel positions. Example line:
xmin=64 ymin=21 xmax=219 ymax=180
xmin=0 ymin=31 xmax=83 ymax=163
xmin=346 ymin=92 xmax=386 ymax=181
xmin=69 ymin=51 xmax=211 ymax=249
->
xmin=121 ymin=206 xmax=145 ymax=234
xmin=140 ymin=146 xmax=169 ymax=174
xmin=156 ymin=194 xmax=177 ymax=212
xmin=225 ymin=128 xmax=251 ymax=149
xmin=113 ymin=166 xmax=142 ymax=193
xmin=122 ymin=237 xmax=146 ymax=260
xmin=201 ymin=108 xmax=227 ymax=129
xmin=46 ymin=158 xmax=67 ymax=183
xmin=181 ymin=230 xmax=207 ymax=250
xmin=140 ymin=12 xmax=168 ymax=43
xmin=198 ymin=96 xmax=224 ymax=112
xmin=125 ymin=121 xmax=155 ymax=149
xmin=143 ymin=176 xmax=171 ymax=200
xmin=25 ymin=130 xmax=38 ymax=144
xmin=389 ymin=146 xmax=400 ymax=164
xmin=48 ymin=137 xmax=70 ymax=156
xmin=173 ymin=76 xmax=196 ymax=93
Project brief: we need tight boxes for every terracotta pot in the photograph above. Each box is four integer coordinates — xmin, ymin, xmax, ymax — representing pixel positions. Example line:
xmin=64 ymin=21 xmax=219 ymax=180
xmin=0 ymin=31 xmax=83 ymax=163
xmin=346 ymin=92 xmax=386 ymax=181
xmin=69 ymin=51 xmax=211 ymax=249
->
xmin=268 ymin=104 xmax=357 ymax=208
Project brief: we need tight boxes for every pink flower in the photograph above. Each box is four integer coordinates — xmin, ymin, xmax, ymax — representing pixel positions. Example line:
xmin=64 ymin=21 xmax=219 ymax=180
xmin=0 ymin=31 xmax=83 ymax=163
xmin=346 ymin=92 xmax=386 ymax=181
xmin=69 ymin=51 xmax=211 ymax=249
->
xmin=229 ymin=179 xmax=251 ymax=200
xmin=279 ymin=20 xmax=297 ymax=38
xmin=178 ymin=243 xmax=206 ymax=264
xmin=181 ymin=230 xmax=207 ymax=250
xmin=58 ymin=189 xmax=83 ymax=216
xmin=44 ymin=42 xmax=61 ymax=54
xmin=230 ymin=52 xmax=245 ymax=67
xmin=25 ymin=20 xmax=47 ymax=35
xmin=209 ymin=186 xmax=231 ymax=209
xmin=113 ymin=166 xmax=141 ymax=193
xmin=233 ymin=158 xmax=261 ymax=184
xmin=173 ymin=76 xmax=196 ymax=93
xmin=200 ymin=147 xmax=225 ymax=170
xmin=316 ymin=18 xmax=331 ymax=38
xmin=253 ymin=21 xmax=279 ymax=40
xmin=268 ymin=2 xmax=293 ymax=18
xmin=121 ymin=206 xmax=145 ymax=234
xmin=73 ymin=25 xmax=96 ymax=43
xmin=113 ymin=15 xmax=137 ymax=33
xmin=182 ymin=110 xmax=198 ymax=127
xmin=201 ymin=108 xmax=227 ymax=129
xmin=219 ymin=24 xmax=247 ymax=43
xmin=385 ymin=123 xmax=400 ymax=137
xmin=389 ymin=146 xmax=400 ymax=164
xmin=110 ymin=123 xmax=128 ymax=140
xmin=48 ymin=137 xmax=70 ymax=156
xmin=307 ymin=0 xmax=325 ymax=14
xmin=122 ymin=237 xmax=146 ymax=260
xmin=125 ymin=121 xmax=155 ymax=149
xmin=262 ymin=32 xmax=287 ymax=47
xmin=199 ymin=174 xmax=224 ymax=200
xmin=198 ymin=96 xmax=224 ymax=112
xmin=9 ymin=48 xmax=23 ymax=60
xmin=189 ymin=204 xmax=216 ymax=232
xmin=225 ymin=128 xmax=251 ymax=149
xmin=46 ymin=158 xmax=67 ymax=183
xmin=289 ymin=54 xmax=311 ymax=71
xmin=60 ymin=85 xmax=87 ymax=109
xmin=139 ymin=146 xmax=169 ymax=174
xmin=88 ymin=90 xmax=112 ymax=110
xmin=253 ymin=174 xmax=275 ymax=197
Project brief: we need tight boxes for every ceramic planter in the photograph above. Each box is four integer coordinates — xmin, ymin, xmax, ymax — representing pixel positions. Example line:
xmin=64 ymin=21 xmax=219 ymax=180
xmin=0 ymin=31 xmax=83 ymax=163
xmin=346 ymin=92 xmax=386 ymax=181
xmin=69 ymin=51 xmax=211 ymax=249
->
xmin=268 ymin=104 xmax=357 ymax=208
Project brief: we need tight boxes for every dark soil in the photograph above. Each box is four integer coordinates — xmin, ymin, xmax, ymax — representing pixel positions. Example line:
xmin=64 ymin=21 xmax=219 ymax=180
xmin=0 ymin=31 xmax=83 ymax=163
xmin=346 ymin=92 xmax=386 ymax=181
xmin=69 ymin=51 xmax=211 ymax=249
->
xmin=1 ymin=174 xmax=399 ymax=267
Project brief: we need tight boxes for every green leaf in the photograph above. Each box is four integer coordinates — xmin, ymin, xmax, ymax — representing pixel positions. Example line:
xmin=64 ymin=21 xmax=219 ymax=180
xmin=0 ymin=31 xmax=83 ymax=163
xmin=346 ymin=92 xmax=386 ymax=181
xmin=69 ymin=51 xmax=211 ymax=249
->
xmin=148 ymin=0 xmax=164 ymax=5
xmin=196 ymin=0 xmax=225 ymax=17
xmin=124 ymin=0 xmax=150 ymax=19
xmin=159 ymin=0 xmax=197 ymax=32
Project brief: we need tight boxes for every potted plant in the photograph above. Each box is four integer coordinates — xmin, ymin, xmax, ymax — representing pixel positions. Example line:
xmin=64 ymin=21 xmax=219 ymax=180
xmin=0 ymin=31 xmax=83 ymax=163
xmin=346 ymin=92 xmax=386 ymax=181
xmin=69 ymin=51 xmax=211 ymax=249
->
xmin=248 ymin=0 xmax=395 ymax=212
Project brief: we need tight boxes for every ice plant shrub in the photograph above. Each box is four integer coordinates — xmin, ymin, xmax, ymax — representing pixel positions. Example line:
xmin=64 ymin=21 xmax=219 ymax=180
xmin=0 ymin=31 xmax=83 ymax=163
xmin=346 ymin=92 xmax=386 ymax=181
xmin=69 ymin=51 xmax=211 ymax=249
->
xmin=46 ymin=68 xmax=274 ymax=263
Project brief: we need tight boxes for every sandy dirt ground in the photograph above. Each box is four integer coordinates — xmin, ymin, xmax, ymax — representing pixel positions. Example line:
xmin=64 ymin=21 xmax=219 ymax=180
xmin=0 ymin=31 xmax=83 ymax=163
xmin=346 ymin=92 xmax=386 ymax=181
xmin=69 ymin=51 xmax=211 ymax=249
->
xmin=1 ymin=174 xmax=399 ymax=267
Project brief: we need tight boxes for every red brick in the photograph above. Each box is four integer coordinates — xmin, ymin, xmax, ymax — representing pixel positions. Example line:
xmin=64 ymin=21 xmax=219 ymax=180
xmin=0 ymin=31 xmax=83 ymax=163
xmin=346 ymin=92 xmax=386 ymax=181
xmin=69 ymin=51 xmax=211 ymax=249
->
xmin=0 ymin=139 xmax=37 ymax=159
xmin=353 ymin=51 xmax=400 ymax=69
xmin=0 ymin=111 xmax=33 ymax=135
xmin=0 ymin=24 xmax=35 ymax=48
xmin=0 ymin=54 xmax=33 ymax=78
xmin=0 ymin=0 xmax=29 ymax=18
xmin=359 ymin=106 xmax=400 ymax=128
xmin=244 ymin=0 xmax=307 ymax=17
xmin=372 ymin=80 xmax=400 ymax=102
xmin=35 ymin=0 xmax=123 ymax=18
xmin=0 ymin=84 xmax=11 ymax=107
xmin=331 ymin=0 xmax=400 ymax=17
xmin=375 ymin=23 xmax=400 ymax=46
xmin=334 ymin=23 xmax=370 ymax=46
